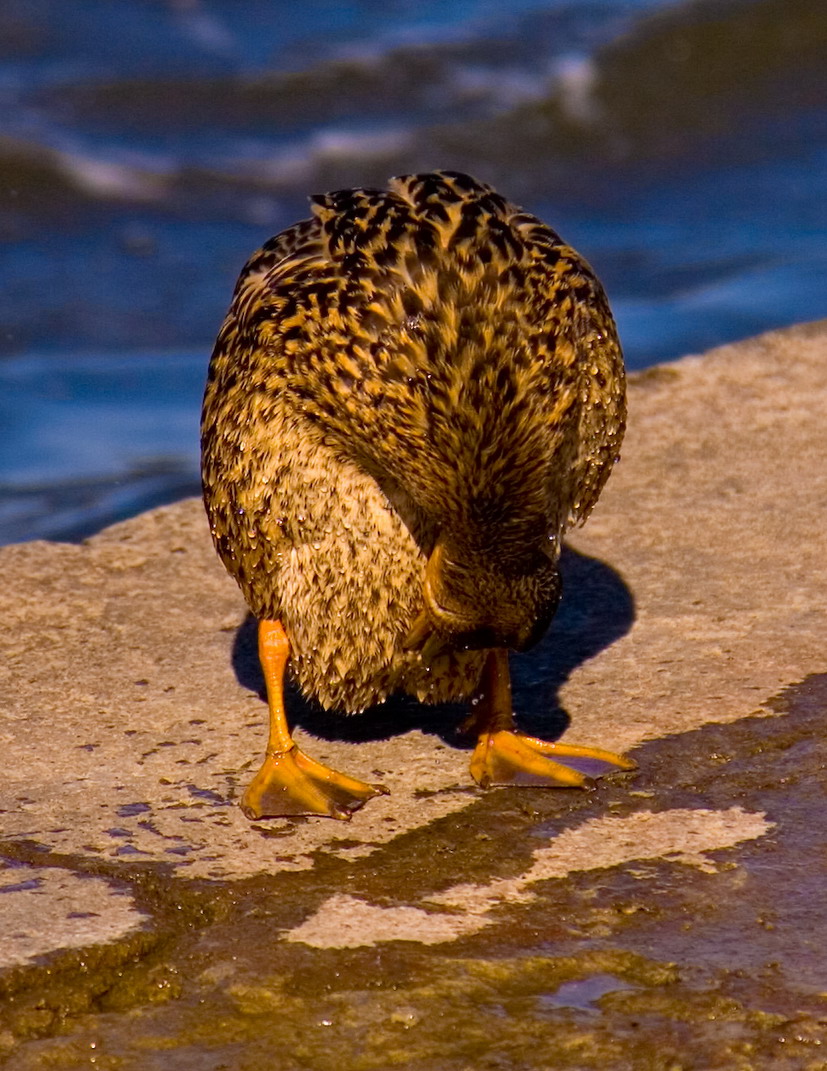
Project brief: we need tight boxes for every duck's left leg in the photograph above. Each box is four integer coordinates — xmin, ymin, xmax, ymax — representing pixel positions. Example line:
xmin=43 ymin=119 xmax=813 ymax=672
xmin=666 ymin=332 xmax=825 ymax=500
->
xmin=241 ymin=619 xmax=389 ymax=820
xmin=468 ymin=650 xmax=636 ymax=790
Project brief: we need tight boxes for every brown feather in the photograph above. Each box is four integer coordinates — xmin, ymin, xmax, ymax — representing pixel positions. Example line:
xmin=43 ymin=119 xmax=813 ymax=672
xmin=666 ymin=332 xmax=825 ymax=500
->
xmin=201 ymin=171 xmax=625 ymax=711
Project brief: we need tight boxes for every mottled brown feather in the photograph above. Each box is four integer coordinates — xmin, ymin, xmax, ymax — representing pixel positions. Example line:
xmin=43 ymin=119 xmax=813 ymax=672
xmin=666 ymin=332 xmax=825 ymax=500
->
xmin=201 ymin=171 xmax=625 ymax=711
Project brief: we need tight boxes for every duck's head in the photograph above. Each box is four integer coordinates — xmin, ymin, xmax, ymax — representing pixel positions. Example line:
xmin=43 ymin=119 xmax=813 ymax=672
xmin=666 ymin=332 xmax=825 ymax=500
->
xmin=405 ymin=533 xmax=562 ymax=660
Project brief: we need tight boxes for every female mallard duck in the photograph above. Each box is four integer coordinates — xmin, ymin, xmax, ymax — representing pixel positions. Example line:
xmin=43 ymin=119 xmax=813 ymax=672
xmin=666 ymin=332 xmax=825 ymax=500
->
xmin=201 ymin=170 xmax=633 ymax=820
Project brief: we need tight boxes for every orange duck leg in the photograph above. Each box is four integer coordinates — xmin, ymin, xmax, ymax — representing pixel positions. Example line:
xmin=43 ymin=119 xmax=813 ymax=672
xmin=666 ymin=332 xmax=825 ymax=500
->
xmin=468 ymin=649 xmax=636 ymax=790
xmin=240 ymin=619 xmax=389 ymax=820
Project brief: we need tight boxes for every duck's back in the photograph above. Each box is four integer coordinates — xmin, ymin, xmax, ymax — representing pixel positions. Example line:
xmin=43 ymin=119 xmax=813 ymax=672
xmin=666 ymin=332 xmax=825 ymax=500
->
xmin=201 ymin=171 xmax=625 ymax=710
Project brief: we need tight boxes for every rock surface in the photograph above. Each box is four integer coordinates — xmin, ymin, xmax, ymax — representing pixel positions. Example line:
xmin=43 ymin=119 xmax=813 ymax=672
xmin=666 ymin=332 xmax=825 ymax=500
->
xmin=1 ymin=321 xmax=826 ymax=1068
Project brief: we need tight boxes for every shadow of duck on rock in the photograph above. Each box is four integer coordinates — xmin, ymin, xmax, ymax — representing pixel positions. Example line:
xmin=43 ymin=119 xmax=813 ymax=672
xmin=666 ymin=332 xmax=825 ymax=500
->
xmin=231 ymin=545 xmax=635 ymax=749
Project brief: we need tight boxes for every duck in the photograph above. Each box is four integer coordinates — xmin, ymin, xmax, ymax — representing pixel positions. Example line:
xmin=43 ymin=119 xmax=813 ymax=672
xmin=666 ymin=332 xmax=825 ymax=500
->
xmin=201 ymin=170 xmax=633 ymax=820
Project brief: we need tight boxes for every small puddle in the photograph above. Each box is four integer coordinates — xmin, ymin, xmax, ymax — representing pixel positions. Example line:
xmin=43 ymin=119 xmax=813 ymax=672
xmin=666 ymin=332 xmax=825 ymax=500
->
xmin=540 ymin=972 xmax=636 ymax=1012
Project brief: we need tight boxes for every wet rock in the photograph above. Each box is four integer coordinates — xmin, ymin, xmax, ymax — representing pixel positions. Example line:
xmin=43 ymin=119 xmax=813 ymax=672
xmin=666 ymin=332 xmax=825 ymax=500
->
xmin=1 ymin=320 xmax=826 ymax=1067
xmin=0 ymin=863 xmax=147 ymax=969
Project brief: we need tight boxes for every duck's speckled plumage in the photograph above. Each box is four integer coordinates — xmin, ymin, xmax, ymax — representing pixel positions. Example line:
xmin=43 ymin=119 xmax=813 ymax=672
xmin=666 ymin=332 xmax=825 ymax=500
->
xmin=202 ymin=170 xmax=625 ymax=714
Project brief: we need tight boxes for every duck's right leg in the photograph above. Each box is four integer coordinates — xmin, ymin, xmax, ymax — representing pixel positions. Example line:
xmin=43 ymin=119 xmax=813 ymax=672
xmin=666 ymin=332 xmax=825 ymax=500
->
xmin=240 ymin=619 xmax=389 ymax=821
xmin=467 ymin=649 xmax=636 ymax=789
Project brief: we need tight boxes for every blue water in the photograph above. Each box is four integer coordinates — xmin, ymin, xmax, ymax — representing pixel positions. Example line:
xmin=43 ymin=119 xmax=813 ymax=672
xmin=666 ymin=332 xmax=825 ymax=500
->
xmin=1 ymin=0 xmax=825 ymax=542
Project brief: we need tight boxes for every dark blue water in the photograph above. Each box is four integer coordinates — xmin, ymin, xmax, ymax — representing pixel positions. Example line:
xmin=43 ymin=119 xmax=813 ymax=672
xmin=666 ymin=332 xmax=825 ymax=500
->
xmin=2 ymin=0 xmax=826 ymax=543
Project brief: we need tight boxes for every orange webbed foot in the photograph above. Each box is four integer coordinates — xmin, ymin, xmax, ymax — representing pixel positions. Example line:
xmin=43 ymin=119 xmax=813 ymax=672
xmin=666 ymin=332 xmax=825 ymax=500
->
xmin=241 ymin=745 xmax=389 ymax=821
xmin=470 ymin=730 xmax=636 ymax=790
xmin=467 ymin=649 xmax=636 ymax=791
xmin=243 ymin=618 xmax=389 ymax=822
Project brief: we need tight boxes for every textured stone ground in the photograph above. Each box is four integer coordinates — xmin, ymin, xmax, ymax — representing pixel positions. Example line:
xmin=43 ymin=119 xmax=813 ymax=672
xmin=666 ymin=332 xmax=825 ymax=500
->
xmin=1 ymin=321 xmax=826 ymax=1069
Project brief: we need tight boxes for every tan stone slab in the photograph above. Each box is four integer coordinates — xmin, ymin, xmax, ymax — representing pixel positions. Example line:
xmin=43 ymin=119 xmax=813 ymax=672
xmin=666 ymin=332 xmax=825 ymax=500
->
xmin=0 ymin=320 xmax=825 ymax=898
xmin=565 ymin=319 xmax=827 ymax=751
xmin=0 ymin=862 xmax=147 ymax=968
